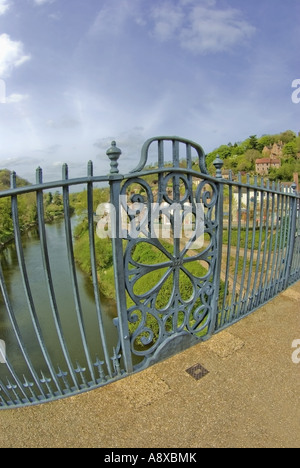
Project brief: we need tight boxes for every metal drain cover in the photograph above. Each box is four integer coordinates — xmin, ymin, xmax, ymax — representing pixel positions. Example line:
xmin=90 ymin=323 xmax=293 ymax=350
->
xmin=186 ymin=363 xmax=209 ymax=381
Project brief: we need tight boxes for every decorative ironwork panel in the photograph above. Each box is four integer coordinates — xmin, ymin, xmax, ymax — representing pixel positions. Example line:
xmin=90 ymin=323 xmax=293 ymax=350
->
xmin=119 ymin=138 xmax=222 ymax=366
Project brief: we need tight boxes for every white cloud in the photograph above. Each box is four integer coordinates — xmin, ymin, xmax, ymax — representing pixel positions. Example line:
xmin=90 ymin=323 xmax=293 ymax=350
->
xmin=0 ymin=34 xmax=31 ymax=77
xmin=6 ymin=93 xmax=29 ymax=104
xmin=0 ymin=0 xmax=10 ymax=15
xmin=151 ymin=3 xmax=184 ymax=41
xmin=151 ymin=0 xmax=256 ymax=54
xmin=33 ymin=0 xmax=56 ymax=5
xmin=89 ymin=0 xmax=144 ymax=36
xmin=46 ymin=116 xmax=81 ymax=129
xmin=49 ymin=12 xmax=62 ymax=21
xmin=89 ymin=1 xmax=129 ymax=36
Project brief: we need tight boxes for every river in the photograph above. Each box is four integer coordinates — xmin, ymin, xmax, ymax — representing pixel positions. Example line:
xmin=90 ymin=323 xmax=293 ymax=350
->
xmin=0 ymin=218 xmax=119 ymax=380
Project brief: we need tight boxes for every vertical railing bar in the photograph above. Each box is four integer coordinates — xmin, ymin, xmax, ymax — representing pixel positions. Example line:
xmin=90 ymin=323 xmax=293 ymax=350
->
xmin=110 ymin=179 xmax=133 ymax=374
xmin=173 ymin=143 xmax=181 ymax=202
xmin=296 ymin=222 xmax=300 ymax=280
xmin=289 ymin=195 xmax=299 ymax=282
xmin=157 ymin=140 xmax=164 ymax=206
xmin=294 ymin=209 xmax=300 ymax=280
xmin=211 ymin=163 xmax=224 ymax=335
xmin=3 ymin=356 xmax=33 ymax=403
xmin=87 ymin=161 xmax=113 ymax=378
xmin=243 ymin=181 xmax=258 ymax=314
xmin=277 ymin=194 xmax=290 ymax=292
xmin=273 ymin=192 xmax=286 ymax=295
xmin=268 ymin=193 xmax=282 ymax=297
xmin=0 ymin=261 xmax=45 ymax=399
xmin=186 ymin=144 xmax=193 ymax=204
xmin=10 ymin=172 xmax=63 ymax=396
xmin=283 ymin=194 xmax=295 ymax=287
xmin=237 ymin=187 xmax=251 ymax=317
xmin=245 ymin=176 xmax=259 ymax=312
xmin=107 ymin=142 xmax=133 ymax=374
xmin=220 ymin=183 xmax=233 ymax=326
xmin=173 ymin=148 xmax=182 ymax=332
xmin=240 ymin=184 xmax=255 ymax=315
xmin=173 ymin=140 xmax=180 ymax=167
xmin=257 ymin=189 xmax=271 ymax=304
xmin=251 ymin=188 xmax=265 ymax=308
xmin=262 ymin=192 xmax=276 ymax=301
xmin=265 ymin=190 xmax=277 ymax=297
xmin=186 ymin=144 xmax=192 ymax=170
xmin=62 ymin=164 xmax=96 ymax=385
xmin=282 ymin=194 xmax=290 ymax=288
xmin=229 ymin=185 xmax=242 ymax=322
xmin=158 ymin=139 xmax=164 ymax=169
xmin=294 ymin=229 xmax=300 ymax=281
xmin=35 ymin=167 xmax=80 ymax=391
xmin=293 ymin=241 xmax=297 ymax=280
xmin=6 ymin=379 xmax=23 ymax=405
xmin=0 ymin=378 xmax=13 ymax=406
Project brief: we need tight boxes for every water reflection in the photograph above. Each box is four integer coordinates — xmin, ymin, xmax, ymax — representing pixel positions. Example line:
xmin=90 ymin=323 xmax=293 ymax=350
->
xmin=0 ymin=219 xmax=118 ymax=381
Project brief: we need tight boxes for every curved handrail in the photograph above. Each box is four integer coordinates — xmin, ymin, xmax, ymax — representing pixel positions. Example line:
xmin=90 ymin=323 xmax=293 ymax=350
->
xmin=130 ymin=136 xmax=209 ymax=175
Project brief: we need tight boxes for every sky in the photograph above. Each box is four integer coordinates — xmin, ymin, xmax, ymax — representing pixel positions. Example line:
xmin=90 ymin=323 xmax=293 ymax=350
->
xmin=0 ymin=0 xmax=299 ymax=182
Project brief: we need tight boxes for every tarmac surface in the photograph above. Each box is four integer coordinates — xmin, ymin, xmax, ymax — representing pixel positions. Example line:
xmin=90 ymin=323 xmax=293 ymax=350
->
xmin=0 ymin=282 xmax=299 ymax=448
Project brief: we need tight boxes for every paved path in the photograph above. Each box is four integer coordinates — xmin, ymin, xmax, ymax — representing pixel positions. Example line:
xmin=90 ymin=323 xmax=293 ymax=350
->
xmin=0 ymin=282 xmax=299 ymax=448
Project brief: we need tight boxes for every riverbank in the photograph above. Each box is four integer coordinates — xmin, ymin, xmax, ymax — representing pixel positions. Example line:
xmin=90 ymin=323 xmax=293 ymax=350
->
xmin=0 ymin=222 xmax=37 ymax=250
xmin=0 ymin=184 xmax=71 ymax=251
xmin=0 ymin=214 xmax=66 ymax=251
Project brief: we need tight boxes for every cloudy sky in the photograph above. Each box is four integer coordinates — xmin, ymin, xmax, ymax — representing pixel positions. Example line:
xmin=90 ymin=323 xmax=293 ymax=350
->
xmin=0 ymin=0 xmax=299 ymax=181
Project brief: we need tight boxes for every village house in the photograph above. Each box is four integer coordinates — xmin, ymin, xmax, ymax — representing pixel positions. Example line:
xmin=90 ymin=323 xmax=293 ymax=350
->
xmin=255 ymin=158 xmax=281 ymax=175
xmin=255 ymin=141 xmax=284 ymax=175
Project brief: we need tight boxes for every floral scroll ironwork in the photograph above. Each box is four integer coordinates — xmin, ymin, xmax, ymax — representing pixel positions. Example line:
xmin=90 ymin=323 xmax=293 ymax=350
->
xmin=120 ymin=137 xmax=221 ymax=365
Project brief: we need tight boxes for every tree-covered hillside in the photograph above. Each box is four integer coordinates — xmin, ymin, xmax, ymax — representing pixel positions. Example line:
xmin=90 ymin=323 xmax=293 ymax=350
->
xmin=0 ymin=170 xmax=67 ymax=247
xmin=206 ymin=130 xmax=300 ymax=180
xmin=0 ymin=170 xmax=37 ymax=246
xmin=0 ymin=169 xmax=29 ymax=191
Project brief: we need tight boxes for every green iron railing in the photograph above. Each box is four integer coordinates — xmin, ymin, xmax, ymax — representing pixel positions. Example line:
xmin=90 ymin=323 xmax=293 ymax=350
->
xmin=0 ymin=136 xmax=299 ymax=408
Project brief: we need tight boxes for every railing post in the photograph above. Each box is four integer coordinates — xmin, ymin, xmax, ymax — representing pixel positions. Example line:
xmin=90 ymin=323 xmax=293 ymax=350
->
xmin=284 ymin=183 xmax=298 ymax=289
xmin=211 ymin=155 xmax=224 ymax=335
xmin=107 ymin=142 xmax=133 ymax=374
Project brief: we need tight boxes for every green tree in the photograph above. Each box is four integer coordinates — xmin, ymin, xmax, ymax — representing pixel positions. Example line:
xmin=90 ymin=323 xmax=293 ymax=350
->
xmin=237 ymin=158 xmax=253 ymax=172
xmin=269 ymin=163 xmax=294 ymax=181
xmin=248 ymin=135 xmax=259 ymax=150
xmin=45 ymin=192 xmax=53 ymax=206
xmin=258 ymin=135 xmax=276 ymax=149
xmin=245 ymin=149 xmax=260 ymax=164
xmin=53 ymin=191 xmax=62 ymax=206
xmin=279 ymin=130 xmax=296 ymax=144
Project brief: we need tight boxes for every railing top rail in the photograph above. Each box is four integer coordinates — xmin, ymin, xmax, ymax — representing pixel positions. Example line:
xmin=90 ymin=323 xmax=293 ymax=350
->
xmin=0 ymin=174 xmax=111 ymax=199
xmin=130 ymin=136 xmax=209 ymax=175
xmin=1 ymin=168 xmax=298 ymax=200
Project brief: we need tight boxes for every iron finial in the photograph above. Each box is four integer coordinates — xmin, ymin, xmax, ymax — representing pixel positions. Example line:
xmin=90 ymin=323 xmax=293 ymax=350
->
xmin=213 ymin=155 xmax=224 ymax=179
xmin=107 ymin=141 xmax=122 ymax=174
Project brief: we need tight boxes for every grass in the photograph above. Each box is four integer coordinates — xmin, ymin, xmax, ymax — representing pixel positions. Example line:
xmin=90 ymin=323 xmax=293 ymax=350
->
xmin=126 ymin=239 xmax=225 ymax=350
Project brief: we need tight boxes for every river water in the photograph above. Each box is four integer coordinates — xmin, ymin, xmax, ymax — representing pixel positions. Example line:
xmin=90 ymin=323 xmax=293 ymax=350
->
xmin=0 ymin=218 xmax=119 ymax=380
